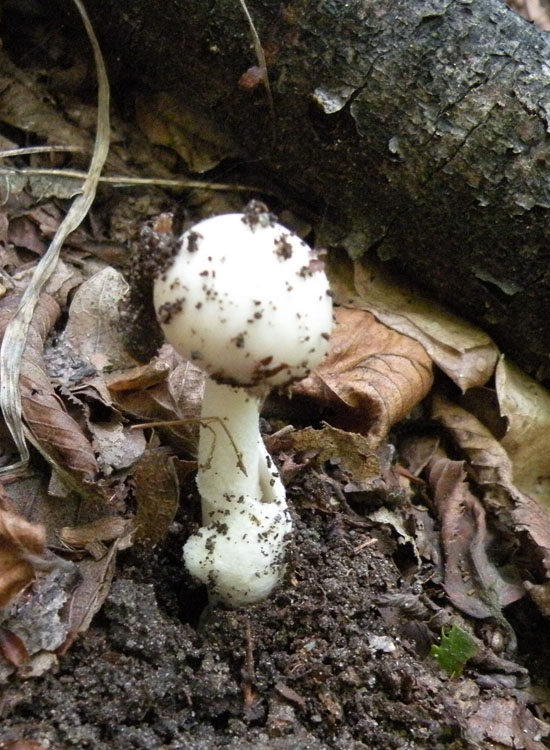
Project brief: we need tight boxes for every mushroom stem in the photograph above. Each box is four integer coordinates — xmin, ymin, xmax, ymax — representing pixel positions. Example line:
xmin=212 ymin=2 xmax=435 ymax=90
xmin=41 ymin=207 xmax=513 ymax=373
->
xmin=196 ymin=378 xmax=262 ymax=517
xmin=183 ymin=377 xmax=291 ymax=606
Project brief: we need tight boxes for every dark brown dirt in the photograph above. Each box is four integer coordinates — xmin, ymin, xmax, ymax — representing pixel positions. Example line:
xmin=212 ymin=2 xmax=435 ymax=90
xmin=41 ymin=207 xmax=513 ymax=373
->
xmin=0 ymin=482 xmax=471 ymax=750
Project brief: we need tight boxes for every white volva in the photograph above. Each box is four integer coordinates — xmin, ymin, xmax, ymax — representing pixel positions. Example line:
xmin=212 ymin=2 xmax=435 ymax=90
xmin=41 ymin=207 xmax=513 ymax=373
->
xmin=154 ymin=206 xmax=332 ymax=606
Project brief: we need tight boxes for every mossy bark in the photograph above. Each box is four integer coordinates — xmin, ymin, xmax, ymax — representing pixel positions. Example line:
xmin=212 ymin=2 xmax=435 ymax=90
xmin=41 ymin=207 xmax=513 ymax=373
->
xmin=87 ymin=0 xmax=550 ymax=380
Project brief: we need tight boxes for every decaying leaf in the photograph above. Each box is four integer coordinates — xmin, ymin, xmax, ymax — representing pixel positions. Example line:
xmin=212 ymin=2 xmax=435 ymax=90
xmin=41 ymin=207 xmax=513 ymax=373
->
xmin=0 ymin=50 xmax=90 ymax=153
xmin=328 ymin=253 xmax=498 ymax=392
xmin=134 ymin=436 xmax=179 ymax=546
xmin=427 ymin=454 xmax=524 ymax=619
xmin=112 ymin=348 xmax=204 ymax=456
xmin=369 ymin=507 xmax=422 ymax=567
xmin=432 ymin=394 xmax=550 ymax=587
xmin=0 ymin=292 xmax=100 ymax=489
xmin=0 ymin=627 xmax=29 ymax=667
xmin=64 ymin=536 xmax=127 ymax=637
xmin=496 ymin=357 xmax=550 ymax=507
xmin=14 ymin=256 xmax=83 ymax=308
xmin=431 ymin=393 xmax=513 ymax=487
xmin=88 ymin=419 xmax=146 ymax=476
xmin=60 ymin=266 xmax=139 ymax=373
xmin=8 ymin=215 xmax=47 ymax=256
xmin=105 ymin=357 xmax=172 ymax=392
xmin=0 ymin=490 xmax=48 ymax=608
xmin=0 ymin=564 xmax=77 ymax=683
xmin=135 ymin=92 xmax=239 ymax=173
xmin=294 ymin=306 xmax=433 ymax=445
xmin=60 ymin=517 xmax=135 ymax=559
xmin=464 ymin=696 xmax=549 ymax=749
xmin=290 ymin=424 xmax=380 ymax=487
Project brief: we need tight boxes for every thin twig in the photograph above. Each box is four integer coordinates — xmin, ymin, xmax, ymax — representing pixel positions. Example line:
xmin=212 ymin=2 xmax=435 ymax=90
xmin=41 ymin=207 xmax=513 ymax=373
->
xmin=238 ymin=0 xmax=276 ymax=147
xmin=0 ymin=145 xmax=86 ymax=158
xmin=131 ymin=417 xmax=248 ymax=475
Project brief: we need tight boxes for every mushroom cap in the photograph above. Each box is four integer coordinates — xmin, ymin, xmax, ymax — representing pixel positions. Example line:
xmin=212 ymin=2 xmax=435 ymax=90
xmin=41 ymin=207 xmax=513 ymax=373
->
xmin=153 ymin=211 xmax=333 ymax=387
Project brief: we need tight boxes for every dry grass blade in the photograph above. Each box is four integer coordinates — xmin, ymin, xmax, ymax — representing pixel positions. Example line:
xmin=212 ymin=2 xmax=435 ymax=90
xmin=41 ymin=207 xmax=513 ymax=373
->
xmin=0 ymin=0 xmax=110 ymax=475
xmin=0 ymin=146 xmax=85 ymax=159
xmin=0 ymin=167 xmax=262 ymax=193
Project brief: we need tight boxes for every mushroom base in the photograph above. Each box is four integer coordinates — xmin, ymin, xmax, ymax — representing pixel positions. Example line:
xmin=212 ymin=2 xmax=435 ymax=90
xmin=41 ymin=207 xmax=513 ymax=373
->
xmin=183 ymin=379 xmax=291 ymax=607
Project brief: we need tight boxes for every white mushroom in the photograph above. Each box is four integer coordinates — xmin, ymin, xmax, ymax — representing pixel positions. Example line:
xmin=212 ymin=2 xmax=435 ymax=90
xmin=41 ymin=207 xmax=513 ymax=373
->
xmin=153 ymin=202 xmax=333 ymax=606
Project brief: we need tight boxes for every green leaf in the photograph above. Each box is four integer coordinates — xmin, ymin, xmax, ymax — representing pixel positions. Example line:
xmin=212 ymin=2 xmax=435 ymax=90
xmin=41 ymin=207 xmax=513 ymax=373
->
xmin=431 ymin=624 xmax=478 ymax=678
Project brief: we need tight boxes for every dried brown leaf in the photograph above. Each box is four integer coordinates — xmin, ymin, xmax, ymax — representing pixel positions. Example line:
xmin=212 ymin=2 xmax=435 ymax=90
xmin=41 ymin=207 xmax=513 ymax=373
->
xmin=60 ymin=517 xmax=134 ymax=549
xmin=294 ymin=306 xmax=433 ymax=445
xmin=510 ymin=489 xmax=550 ymax=575
xmin=427 ymin=455 xmax=524 ymax=618
xmin=135 ymin=92 xmax=239 ymax=173
xmin=465 ymin=696 xmax=549 ymax=749
xmin=399 ymin=434 xmax=440 ymax=476
xmin=0 ymin=627 xmax=29 ymax=666
xmin=496 ymin=357 xmax=550 ymax=507
xmin=327 ymin=253 xmax=498 ymax=392
xmin=14 ymin=257 xmax=83 ymax=308
xmin=134 ymin=437 xmax=179 ymax=546
xmin=112 ymin=348 xmax=204 ymax=456
xmin=0 ymin=50 xmax=91 ymax=152
xmin=8 ymin=216 xmax=47 ymax=256
xmin=0 ymin=292 xmax=100 ymax=487
xmin=432 ymin=394 xmax=550 ymax=580
xmin=0 ymin=492 xmax=47 ymax=608
xmin=431 ymin=393 xmax=513 ymax=487
xmin=65 ymin=538 xmax=124 ymax=636
xmin=61 ymin=266 xmax=139 ymax=372
xmin=105 ymin=358 xmax=171 ymax=392
xmin=291 ymin=424 xmax=380 ymax=489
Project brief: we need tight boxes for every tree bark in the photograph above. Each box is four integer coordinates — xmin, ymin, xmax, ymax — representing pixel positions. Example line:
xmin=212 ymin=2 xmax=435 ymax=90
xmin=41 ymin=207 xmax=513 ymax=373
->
xmin=86 ymin=0 xmax=550 ymax=382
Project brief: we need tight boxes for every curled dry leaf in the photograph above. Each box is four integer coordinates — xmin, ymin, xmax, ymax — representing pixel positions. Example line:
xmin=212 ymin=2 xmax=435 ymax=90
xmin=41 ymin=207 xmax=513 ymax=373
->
xmin=431 ymin=393 xmax=513 ymax=487
xmin=0 ymin=292 xmax=99 ymax=488
xmin=329 ymin=254 xmax=498 ymax=392
xmin=427 ymin=454 xmax=524 ymax=619
xmin=112 ymin=346 xmax=204 ymax=456
xmin=64 ymin=536 xmax=127 ymax=638
xmin=0 ymin=490 xmax=47 ymax=608
xmin=105 ymin=357 xmax=172 ymax=392
xmin=60 ymin=516 xmax=135 ymax=559
xmin=14 ymin=257 xmax=83 ymax=308
xmin=496 ymin=357 xmax=550 ymax=506
xmin=294 ymin=306 xmax=433 ymax=445
xmin=432 ymin=394 xmax=550 ymax=582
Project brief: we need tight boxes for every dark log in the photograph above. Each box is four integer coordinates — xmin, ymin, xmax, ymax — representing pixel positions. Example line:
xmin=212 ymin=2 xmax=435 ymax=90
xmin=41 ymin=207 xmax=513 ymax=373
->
xmin=85 ymin=0 xmax=550 ymax=381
